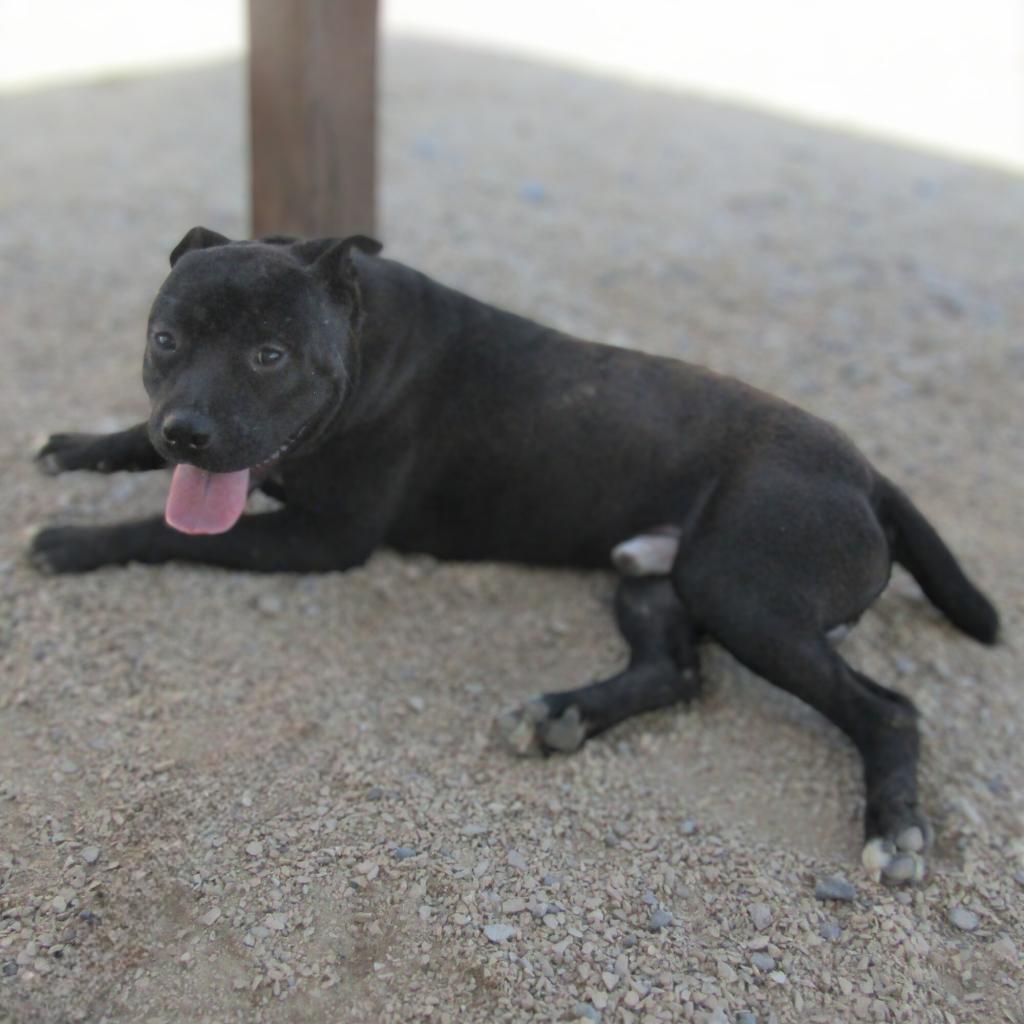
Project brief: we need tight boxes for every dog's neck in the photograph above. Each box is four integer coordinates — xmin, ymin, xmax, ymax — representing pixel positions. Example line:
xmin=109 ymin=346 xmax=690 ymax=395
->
xmin=333 ymin=256 xmax=454 ymax=432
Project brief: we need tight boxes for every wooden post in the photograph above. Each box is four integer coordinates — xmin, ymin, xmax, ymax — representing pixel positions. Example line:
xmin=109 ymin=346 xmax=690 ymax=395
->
xmin=249 ymin=0 xmax=378 ymax=239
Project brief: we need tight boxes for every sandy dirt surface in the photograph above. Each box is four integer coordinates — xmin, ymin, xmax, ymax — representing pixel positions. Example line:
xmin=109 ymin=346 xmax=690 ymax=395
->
xmin=1 ymin=37 xmax=1022 ymax=1024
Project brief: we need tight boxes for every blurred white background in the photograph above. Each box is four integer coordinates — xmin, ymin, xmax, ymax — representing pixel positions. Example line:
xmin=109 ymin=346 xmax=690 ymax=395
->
xmin=1 ymin=0 xmax=1022 ymax=169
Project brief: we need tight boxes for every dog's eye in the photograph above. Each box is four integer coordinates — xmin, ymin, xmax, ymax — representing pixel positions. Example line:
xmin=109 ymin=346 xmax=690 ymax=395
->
xmin=255 ymin=346 xmax=286 ymax=368
xmin=153 ymin=331 xmax=177 ymax=353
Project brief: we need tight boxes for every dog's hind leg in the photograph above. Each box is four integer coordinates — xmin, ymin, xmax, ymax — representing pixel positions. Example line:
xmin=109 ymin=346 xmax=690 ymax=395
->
xmin=673 ymin=476 xmax=931 ymax=883
xmin=700 ymin=605 xmax=928 ymax=883
xmin=496 ymin=577 xmax=702 ymax=756
xmin=35 ymin=423 xmax=165 ymax=475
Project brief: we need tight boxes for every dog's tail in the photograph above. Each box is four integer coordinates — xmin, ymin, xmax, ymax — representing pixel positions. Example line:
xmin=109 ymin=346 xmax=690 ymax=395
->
xmin=878 ymin=477 xmax=998 ymax=644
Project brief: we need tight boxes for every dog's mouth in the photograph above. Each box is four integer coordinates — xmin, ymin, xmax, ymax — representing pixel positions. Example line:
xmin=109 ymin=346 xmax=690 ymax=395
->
xmin=164 ymin=418 xmax=316 ymax=536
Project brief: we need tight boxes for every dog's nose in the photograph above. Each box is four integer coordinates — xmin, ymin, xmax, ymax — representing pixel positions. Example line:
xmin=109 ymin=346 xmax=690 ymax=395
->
xmin=161 ymin=411 xmax=213 ymax=452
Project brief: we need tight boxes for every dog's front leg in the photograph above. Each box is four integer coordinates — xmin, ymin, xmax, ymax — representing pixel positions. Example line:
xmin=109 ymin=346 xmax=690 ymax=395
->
xmin=30 ymin=509 xmax=376 ymax=575
xmin=35 ymin=423 xmax=164 ymax=475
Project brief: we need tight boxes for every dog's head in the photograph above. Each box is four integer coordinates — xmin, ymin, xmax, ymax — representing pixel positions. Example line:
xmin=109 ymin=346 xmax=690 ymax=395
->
xmin=144 ymin=227 xmax=381 ymax=534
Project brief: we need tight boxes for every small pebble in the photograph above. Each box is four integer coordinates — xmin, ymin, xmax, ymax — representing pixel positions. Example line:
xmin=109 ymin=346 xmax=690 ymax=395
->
xmin=394 ymin=846 xmax=416 ymax=860
xmin=483 ymin=924 xmax=515 ymax=944
xmin=2 ymin=961 xmax=17 ymax=977
xmin=814 ymin=875 xmax=857 ymax=902
xmin=700 ymin=1011 xmax=729 ymax=1024
xmin=819 ymin=920 xmax=842 ymax=941
xmin=948 ymin=907 xmax=979 ymax=932
xmin=751 ymin=952 xmax=776 ymax=972
xmin=256 ymin=593 xmax=282 ymax=615
xmin=736 ymin=1014 xmax=758 ymax=1024
xmin=413 ymin=135 xmax=440 ymax=159
xmin=748 ymin=902 xmax=772 ymax=930
xmin=80 ymin=846 xmax=100 ymax=865
xmin=519 ymin=181 xmax=547 ymax=204
xmin=647 ymin=909 xmax=673 ymax=932
xmin=507 ymin=849 xmax=528 ymax=870
xmin=572 ymin=1003 xmax=601 ymax=1023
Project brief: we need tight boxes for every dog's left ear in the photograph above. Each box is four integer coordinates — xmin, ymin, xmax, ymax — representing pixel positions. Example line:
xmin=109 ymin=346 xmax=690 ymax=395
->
xmin=169 ymin=226 xmax=231 ymax=267
xmin=310 ymin=236 xmax=383 ymax=325
xmin=311 ymin=235 xmax=383 ymax=287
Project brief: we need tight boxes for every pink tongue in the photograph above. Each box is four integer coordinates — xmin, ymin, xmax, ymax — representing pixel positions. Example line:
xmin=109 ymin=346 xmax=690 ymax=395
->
xmin=165 ymin=464 xmax=250 ymax=535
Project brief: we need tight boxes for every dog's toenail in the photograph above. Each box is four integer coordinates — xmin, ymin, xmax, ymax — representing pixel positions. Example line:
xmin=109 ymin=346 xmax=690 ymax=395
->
xmin=883 ymin=852 xmax=925 ymax=884
xmin=541 ymin=705 xmax=586 ymax=752
xmin=896 ymin=826 xmax=925 ymax=853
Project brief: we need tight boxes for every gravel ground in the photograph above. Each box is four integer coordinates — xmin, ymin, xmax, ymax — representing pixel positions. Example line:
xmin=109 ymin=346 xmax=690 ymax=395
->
xmin=1 ymin=37 xmax=1022 ymax=1024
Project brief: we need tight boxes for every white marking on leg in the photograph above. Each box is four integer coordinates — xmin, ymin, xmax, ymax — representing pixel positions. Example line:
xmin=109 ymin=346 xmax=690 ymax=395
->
xmin=861 ymin=837 xmax=893 ymax=882
xmin=611 ymin=534 xmax=680 ymax=576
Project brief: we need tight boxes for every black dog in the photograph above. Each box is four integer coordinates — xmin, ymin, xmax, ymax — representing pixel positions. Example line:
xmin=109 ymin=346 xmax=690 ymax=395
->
xmin=31 ymin=228 xmax=999 ymax=883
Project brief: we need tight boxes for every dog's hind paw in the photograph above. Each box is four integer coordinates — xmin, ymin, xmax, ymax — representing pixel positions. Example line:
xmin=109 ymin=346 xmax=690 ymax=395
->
xmin=861 ymin=824 xmax=930 ymax=885
xmin=494 ymin=698 xmax=587 ymax=757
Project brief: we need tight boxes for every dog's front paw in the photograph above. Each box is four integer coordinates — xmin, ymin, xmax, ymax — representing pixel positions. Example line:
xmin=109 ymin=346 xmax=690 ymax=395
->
xmin=35 ymin=433 xmax=110 ymax=475
xmin=861 ymin=817 xmax=932 ymax=885
xmin=494 ymin=697 xmax=588 ymax=757
xmin=29 ymin=525 xmax=113 ymax=574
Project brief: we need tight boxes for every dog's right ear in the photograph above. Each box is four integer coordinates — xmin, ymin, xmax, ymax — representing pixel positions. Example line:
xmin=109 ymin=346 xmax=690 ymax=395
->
xmin=169 ymin=226 xmax=231 ymax=268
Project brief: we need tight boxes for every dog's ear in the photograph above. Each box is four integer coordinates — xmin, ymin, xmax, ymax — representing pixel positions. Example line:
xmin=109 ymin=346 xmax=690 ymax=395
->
xmin=310 ymin=235 xmax=383 ymax=286
xmin=310 ymin=236 xmax=383 ymax=327
xmin=169 ymin=226 xmax=231 ymax=267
